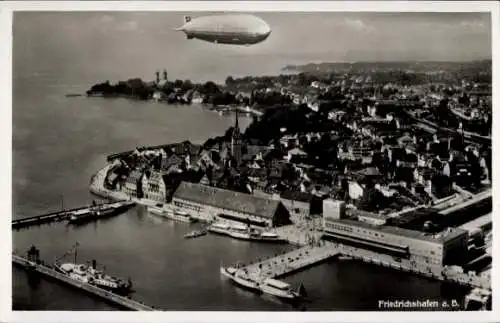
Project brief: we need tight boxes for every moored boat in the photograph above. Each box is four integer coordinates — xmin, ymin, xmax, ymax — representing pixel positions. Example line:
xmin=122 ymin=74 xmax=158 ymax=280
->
xmin=54 ymin=243 xmax=133 ymax=295
xmin=68 ymin=201 xmax=134 ymax=225
xmin=208 ymin=222 xmax=286 ymax=243
xmin=149 ymin=207 xmax=196 ymax=223
xmin=55 ymin=261 xmax=133 ymax=295
xmin=184 ymin=229 xmax=207 ymax=239
xmin=259 ymin=278 xmax=306 ymax=300
xmin=232 ymin=270 xmax=262 ymax=293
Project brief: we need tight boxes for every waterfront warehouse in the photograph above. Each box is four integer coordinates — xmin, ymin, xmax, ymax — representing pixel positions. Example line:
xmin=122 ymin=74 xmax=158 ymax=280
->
xmin=321 ymin=199 xmax=468 ymax=268
xmin=172 ymin=182 xmax=291 ymax=227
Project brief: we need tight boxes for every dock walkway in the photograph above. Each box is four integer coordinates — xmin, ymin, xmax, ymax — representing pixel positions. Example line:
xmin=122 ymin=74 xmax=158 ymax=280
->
xmin=12 ymin=255 xmax=155 ymax=311
xmin=235 ymin=241 xmax=490 ymax=291
xmin=12 ymin=200 xmax=133 ymax=229
xmin=241 ymin=244 xmax=339 ymax=281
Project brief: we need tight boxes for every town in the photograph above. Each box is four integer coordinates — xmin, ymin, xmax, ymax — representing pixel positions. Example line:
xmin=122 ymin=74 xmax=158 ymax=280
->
xmin=83 ymin=60 xmax=492 ymax=309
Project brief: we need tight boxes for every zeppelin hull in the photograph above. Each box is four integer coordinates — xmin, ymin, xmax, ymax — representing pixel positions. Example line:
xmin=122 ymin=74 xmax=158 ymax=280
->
xmin=177 ymin=14 xmax=271 ymax=46
xmin=186 ymin=32 xmax=264 ymax=45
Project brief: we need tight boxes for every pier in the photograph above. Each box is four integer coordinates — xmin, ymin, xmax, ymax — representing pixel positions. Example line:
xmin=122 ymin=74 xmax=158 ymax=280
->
xmin=12 ymin=200 xmax=135 ymax=229
xmin=238 ymin=244 xmax=339 ymax=281
xmin=331 ymin=242 xmax=491 ymax=290
xmin=12 ymin=254 xmax=156 ymax=311
xmin=233 ymin=241 xmax=490 ymax=292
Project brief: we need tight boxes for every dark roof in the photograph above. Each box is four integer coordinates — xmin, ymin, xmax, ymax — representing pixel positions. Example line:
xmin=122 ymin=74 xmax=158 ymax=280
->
xmin=172 ymin=182 xmax=282 ymax=219
xmin=280 ymin=190 xmax=313 ymax=203
xmin=246 ymin=145 xmax=270 ymax=157
xmin=357 ymin=167 xmax=382 ymax=177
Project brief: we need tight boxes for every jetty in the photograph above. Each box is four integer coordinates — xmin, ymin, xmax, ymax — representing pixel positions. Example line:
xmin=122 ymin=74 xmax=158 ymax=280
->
xmin=232 ymin=241 xmax=490 ymax=292
xmin=237 ymin=244 xmax=339 ymax=281
xmin=12 ymin=253 xmax=155 ymax=311
xmin=12 ymin=200 xmax=135 ymax=229
xmin=332 ymin=242 xmax=491 ymax=290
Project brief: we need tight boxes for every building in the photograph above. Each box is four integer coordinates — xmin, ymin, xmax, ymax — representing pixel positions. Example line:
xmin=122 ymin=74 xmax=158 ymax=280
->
xmin=123 ymin=169 xmax=143 ymax=198
xmin=231 ymin=111 xmax=242 ymax=166
xmin=321 ymin=199 xmax=468 ymax=267
xmin=355 ymin=209 xmax=389 ymax=226
xmin=279 ymin=190 xmax=312 ymax=217
xmin=285 ymin=148 xmax=308 ymax=163
xmin=142 ymin=170 xmax=167 ymax=203
xmin=172 ymin=182 xmax=291 ymax=227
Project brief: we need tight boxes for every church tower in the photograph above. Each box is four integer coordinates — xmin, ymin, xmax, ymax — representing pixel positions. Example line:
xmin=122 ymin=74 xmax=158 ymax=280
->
xmin=231 ymin=111 xmax=242 ymax=166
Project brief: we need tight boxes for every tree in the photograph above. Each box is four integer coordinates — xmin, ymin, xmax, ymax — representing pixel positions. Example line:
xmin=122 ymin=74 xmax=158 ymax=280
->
xmin=225 ymin=76 xmax=234 ymax=87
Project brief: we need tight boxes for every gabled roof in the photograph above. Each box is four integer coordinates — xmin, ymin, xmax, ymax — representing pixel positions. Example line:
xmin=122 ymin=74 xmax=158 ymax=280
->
xmin=280 ymin=190 xmax=313 ymax=203
xmin=173 ymin=182 xmax=283 ymax=219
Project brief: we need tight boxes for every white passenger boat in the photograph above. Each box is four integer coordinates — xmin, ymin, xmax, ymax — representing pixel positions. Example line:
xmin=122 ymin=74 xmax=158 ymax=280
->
xmin=208 ymin=222 xmax=286 ymax=243
xmin=220 ymin=265 xmax=261 ymax=292
xmin=148 ymin=207 xmax=196 ymax=223
xmin=259 ymin=278 xmax=307 ymax=300
xmin=55 ymin=262 xmax=133 ymax=294
xmin=232 ymin=270 xmax=262 ymax=292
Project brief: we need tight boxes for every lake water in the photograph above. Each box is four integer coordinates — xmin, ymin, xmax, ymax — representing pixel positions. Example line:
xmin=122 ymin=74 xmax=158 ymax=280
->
xmin=12 ymin=72 xmax=469 ymax=311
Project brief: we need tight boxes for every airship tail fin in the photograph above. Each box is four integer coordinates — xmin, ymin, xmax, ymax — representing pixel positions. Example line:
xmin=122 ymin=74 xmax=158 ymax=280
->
xmin=184 ymin=16 xmax=191 ymax=23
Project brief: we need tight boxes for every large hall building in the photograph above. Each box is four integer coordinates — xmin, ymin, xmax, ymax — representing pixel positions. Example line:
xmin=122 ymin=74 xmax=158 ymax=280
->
xmin=172 ymin=181 xmax=291 ymax=227
xmin=321 ymin=199 xmax=469 ymax=268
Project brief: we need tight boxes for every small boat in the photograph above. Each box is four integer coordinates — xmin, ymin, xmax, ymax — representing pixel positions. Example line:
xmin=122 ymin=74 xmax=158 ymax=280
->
xmin=184 ymin=229 xmax=207 ymax=239
xmin=260 ymin=278 xmax=305 ymax=300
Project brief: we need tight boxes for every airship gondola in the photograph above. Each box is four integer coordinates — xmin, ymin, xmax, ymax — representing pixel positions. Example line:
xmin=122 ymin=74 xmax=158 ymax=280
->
xmin=175 ymin=14 xmax=271 ymax=46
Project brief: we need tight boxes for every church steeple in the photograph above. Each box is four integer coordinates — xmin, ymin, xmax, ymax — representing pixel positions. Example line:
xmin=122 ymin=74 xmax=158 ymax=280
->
xmin=231 ymin=111 xmax=242 ymax=166
xmin=233 ymin=110 xmax=240 ymax=138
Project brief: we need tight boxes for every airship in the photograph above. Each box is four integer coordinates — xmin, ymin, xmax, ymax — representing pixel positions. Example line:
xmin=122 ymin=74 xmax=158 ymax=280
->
xmin=175 ymin=14 xmax=271 ymax=46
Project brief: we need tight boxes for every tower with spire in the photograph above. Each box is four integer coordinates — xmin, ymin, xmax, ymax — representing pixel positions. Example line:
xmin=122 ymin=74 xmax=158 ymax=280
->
xmin=231 ymin=111 xmax=242 ymax=166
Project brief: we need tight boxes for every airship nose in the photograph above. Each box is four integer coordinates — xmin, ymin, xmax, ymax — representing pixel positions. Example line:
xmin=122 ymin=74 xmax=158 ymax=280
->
xmin=258 ymin=23 xmax=271 ymax=37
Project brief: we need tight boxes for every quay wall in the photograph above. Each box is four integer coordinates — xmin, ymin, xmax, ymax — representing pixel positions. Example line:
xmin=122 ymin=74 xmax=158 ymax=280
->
xmin=13 ymin=255 xmax=156 ymax=311
xmin=90 ymin=166 xmax=491 ymax=291
xmin=330 ymin=242 xmax=490 ymax=290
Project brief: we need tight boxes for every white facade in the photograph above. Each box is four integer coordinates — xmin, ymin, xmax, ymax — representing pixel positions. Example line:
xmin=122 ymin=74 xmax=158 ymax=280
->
xmin=172 ymin=196 xmax=272 ymax=226
xmin=348 ymin=182 xmax=364 ymax=200
xmin=142 ymin=171 xmax=167 ymax=203
xmin=322 ymin=218 xmax=467 ymax=267
xmin=322 ymin=199 xmax=346 ymax=221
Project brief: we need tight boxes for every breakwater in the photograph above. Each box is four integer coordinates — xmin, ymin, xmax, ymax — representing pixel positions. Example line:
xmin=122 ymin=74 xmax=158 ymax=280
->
xmin=12 ymin=255 xmax=156 ymax=311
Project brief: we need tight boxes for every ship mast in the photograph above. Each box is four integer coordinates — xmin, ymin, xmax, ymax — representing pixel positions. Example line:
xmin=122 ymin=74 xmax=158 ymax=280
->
xmin=55 ymin=241 xmax=80 ymax=265
xmin=74 ymin=242 xmax=78 ymax=264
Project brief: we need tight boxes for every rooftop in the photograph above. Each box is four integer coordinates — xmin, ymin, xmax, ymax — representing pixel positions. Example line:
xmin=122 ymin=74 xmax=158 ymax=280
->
xmin=332 ymin=218 xmax=467 ymax=244
xmin=173 ymin=181 xmax=282 ymax=219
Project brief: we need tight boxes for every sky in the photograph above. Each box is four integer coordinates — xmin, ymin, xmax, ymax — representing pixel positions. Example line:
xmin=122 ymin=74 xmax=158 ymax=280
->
xmin=13 ymin=11 xmax=492 ymax=83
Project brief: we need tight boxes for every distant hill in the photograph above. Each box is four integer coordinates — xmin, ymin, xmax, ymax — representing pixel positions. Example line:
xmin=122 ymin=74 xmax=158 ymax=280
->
xmin=282 ymin=60 xmax=492 ymax=74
